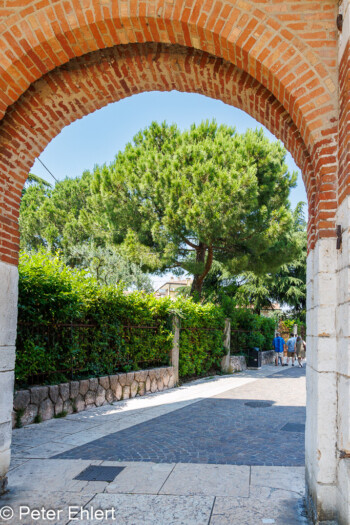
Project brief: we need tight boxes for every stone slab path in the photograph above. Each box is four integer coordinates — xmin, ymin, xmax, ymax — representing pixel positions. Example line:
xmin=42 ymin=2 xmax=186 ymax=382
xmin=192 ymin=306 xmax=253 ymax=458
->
xmin=1 ymin=365 xmax=309 ymax=524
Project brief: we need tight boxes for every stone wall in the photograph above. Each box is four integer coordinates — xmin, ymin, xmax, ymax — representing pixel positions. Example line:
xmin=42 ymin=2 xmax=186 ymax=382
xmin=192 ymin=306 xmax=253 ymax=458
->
xmin=13 ymin=366 xmax=175 ymax=428
xmin=228 ymin=350 xmax=274 ymax=373
xmin=261 ymin=350 xmax=275 ymax=365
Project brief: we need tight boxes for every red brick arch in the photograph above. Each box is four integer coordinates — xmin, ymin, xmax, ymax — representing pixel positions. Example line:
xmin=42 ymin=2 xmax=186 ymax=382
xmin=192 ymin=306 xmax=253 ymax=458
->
xmin=0 ymin=0 xmax=339 ymax=265
xmin=0 ymin=43 xmax=317 ymax=264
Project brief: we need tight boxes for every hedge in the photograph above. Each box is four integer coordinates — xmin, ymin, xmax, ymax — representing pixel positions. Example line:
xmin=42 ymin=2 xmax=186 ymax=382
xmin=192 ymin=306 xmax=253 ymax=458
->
xmin=16 ymin=251 xmax=275 ymax=386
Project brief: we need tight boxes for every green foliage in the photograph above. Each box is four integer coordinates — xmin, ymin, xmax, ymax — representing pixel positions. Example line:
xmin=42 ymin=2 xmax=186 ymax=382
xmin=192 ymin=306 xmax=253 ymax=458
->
xmin=89 ymin=121 xmax=300 ymax=297
xmin=65 ymin=243 xmax=153 ymax=292
xmin=16 ymin=251 xmax=172 ymax=385
xmin=16 ymin=251 xmax=276 ymax=385
xmin=173 ymin=298 xmax=226 ymax=377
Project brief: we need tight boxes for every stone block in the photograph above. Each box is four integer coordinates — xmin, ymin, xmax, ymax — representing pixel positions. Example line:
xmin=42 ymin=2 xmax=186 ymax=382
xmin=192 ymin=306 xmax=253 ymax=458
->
xmin=13 ymin=390 xmax=30 ymax=411
xmin=99 ymin=376 xmax=110 ymax=390
xmin=105 ymin=389 xmax=113 ymax=403
xmin=79 ymin=379 xmax=89 ymax=396
xmin=109 ymin=374 xmax=119 ymax=391
xmin=157 ymin=378 xmax=164 ymax=391
xmin=138 ymin=382 xmax=146 ymax=396
xmin=145 ymin=376 xmax=151 ymax=392
xmin=150 ymin=378 xmax=157 ymax=393
xmin=85 ymin=390 xmax=96 ymax=405
xmin=0 ymin=372 xmax=14 ymax=422
xmin=95 ymin=385 xmax=106 ymax=407
xmin=39 ymin=398 xmax=54 ymax=421
xmin=49 ymin=385 xmax=59 ymax=404
xmin=74 ymin=394 xmax=85 ymax=412
xmin=168 ymin=375 xmax=175 ymax=388
xmin=30 ymin=386 xmax=48 ymax=405
xmin=163 ymin=371 xmax=169 ymax=386
xmin=0 ymin=346 xmax=16 ymax=372
xmin=126 ymin=372 xmax=135 ymax=385
xmin=70 ymin=381 xmax=79 ymax=399
xmin=130 ymin=380 xmax=138 ymax=398
xmin=59 ymin=383 xmax=70 ymax=402
xmin=22 ymin=404 xmax=38 ymax=426
xmin=63 ymin=399 xmax=73 ymax=415
xmin=0 ymin=449 xmax=10 ymax=479
xmin=89 ymin=378 xmax=98 ymax=391
xmin=337 ymin=375 xmax=350 ymax=453
xmin=148 ymin=369 xmax=157 ymax=381
xmin=112 ymin=383 xmax=122 ymax=401
xmin=0 ymin=422 xmax=12 ymax=453
xmin=55 ymin=396 xmax=63 ymax=415
xmin=118 ymin=373 xmax=127 ymax=387
xmin=134 ymin=370 xmax=148 ymax=382
xmin=0 ymin=263 xmax=19 ymax=347
xmin=122 ymin=386 xmax=130 ymax=400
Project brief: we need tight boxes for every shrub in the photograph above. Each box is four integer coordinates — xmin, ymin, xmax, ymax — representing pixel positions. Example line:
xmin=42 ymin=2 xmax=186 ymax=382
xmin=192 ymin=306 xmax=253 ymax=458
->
xmin=16 ymin=251 xmax=275 ymax=386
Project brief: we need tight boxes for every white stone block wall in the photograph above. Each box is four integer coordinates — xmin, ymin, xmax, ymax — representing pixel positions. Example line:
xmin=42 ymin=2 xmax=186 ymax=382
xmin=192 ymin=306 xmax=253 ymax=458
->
xmin=305 ymin=237 xmax=339 ymax=522
xmin=0 ymin=261 xmax=18 ymax=493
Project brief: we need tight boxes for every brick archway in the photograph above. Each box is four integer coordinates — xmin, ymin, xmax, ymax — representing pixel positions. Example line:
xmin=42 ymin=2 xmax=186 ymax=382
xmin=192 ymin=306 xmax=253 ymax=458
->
xmin=0 ymin=1 xmax=349 ymax=523
xmin=0 ymin=42 xmax=316 ymax=266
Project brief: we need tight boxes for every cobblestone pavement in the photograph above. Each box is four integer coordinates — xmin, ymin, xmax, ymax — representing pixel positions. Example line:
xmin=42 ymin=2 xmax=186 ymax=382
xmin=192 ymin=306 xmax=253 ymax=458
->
xmin=1 ymin=365 xmax=309 ymax=524
xmin=54 ymin=366 xmax=305 ymax=466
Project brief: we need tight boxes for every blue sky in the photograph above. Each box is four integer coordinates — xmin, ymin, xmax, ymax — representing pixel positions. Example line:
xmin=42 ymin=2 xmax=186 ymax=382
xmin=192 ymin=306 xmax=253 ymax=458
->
xmin=30 ymin=91 xmax=307 ymax=289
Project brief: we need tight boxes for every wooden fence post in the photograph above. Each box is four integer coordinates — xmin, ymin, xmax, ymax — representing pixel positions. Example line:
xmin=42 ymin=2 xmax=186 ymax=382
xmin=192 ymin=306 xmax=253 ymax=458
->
xmin=171 ymin=315 xmax=180 ymax=384
xmin=221 ymin=318 xmax=232 ymax=373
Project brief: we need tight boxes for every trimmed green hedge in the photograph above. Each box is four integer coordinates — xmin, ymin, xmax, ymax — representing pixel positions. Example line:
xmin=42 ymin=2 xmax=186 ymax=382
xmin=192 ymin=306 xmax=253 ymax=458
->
xmin=16 ymin=251 xmax=275 ymax=386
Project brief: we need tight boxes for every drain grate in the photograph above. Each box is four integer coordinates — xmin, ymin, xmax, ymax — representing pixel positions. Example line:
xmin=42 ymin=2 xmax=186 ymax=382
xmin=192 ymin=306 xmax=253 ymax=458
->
xmin=74 ymin=465 xmax=125 ymax=482
xmin=281 ymin=422 xmax=305 ymax=433
xmin=244 ymin=401 xmax=273 ymax=408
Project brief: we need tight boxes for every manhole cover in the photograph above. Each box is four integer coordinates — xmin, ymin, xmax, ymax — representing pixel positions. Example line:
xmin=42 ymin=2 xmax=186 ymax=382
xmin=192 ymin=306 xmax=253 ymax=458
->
xmin=74 ymin=465 xmax=125 ymax=482
xmin=244 ymin=401 xmax=273 ymax=408
xmin=281 ymin=422 xmax=305 ymax=433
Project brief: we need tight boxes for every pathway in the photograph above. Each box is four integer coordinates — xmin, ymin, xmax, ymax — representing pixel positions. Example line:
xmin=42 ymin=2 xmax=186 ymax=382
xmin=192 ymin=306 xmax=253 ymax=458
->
xmin=0 ymin=365 xmax=308 ymax=524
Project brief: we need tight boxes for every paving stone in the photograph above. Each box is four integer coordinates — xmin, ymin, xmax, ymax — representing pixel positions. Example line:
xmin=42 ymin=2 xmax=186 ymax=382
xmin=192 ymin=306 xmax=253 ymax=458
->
xmin=54 ymin=367 xmax=305 ymax=466
xmin=106 ymin=462 xmax=174 ymax=494
xmin=84 ymin=493 xmax=214 ymax=525
xmin=160 ymin=464 xmax=249 ymax=497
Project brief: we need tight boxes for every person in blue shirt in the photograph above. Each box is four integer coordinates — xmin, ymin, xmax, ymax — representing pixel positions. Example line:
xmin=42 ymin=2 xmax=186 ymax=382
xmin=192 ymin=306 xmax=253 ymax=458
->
xmin=286 ymin=332 xmax=297 ymax=366
xmin=273 ymin=332 xmax=285 ymax=366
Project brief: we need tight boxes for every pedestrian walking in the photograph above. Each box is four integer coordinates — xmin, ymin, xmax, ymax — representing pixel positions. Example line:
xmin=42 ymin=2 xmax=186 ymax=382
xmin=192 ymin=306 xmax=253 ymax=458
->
xmin=272 ymin=332 xmax=285 ymax=366
xmin=296 ymin=335 xmax=306 ymax=367
xmin=286 ymin=332 xmax=297 ymax=366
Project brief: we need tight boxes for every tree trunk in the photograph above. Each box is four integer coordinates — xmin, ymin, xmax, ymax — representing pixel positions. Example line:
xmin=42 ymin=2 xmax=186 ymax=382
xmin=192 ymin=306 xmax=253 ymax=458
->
xmin=190 ymin=243 xmax=213 ymax=299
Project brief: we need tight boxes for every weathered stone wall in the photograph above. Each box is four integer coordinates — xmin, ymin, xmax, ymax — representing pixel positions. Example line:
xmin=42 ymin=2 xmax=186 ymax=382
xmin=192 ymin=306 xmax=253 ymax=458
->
xmin=261 ymin=350 xmax=275 ymax=366
xmin=13 ymin=367 xmax=175 ymax=428
xmin=228 ymin=350 xmax=274 ymax=373
xmin=0 ymin=261 xmax=18 ymax=493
